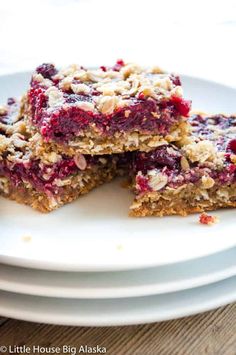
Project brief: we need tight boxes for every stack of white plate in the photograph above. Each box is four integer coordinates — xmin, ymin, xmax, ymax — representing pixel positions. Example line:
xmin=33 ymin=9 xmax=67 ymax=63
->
xmin=1 ymin=182 xmax=236 ymax=326
xmin=0 ymin=73 xmax=236 ymax=326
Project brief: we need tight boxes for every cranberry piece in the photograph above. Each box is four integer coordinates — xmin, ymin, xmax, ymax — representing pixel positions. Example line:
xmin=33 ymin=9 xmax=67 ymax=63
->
xmin=227 ymin=139 xmax=236 ymax=154
xmin=170 ymin=75 xmax=181 ymax=86
xmin=170 ymin=96 xmax=191 ymax=117
xmin=36 ymin=63 xmax=57 ymax=79
xmin=7 ymin=97 xmax=16 ymax=105
xmin=138 ymin=93 xmax=145 ymax=100
xmin=100 ymin=66 xmax=107 ymax=72
xmin=113 ymin=59 xmax=125 ymax=71
xmin=116 ymin=59 xmax=125 ymax=66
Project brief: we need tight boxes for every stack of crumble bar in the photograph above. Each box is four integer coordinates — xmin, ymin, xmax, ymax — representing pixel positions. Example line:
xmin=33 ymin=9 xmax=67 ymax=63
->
xmin=1 ymin=60 xmax=236 ymax=216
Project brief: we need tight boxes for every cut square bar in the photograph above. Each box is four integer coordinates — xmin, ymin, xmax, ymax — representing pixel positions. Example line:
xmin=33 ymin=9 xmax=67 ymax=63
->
xmin=129 ymin=113 xmax=236 ymax=216
xmin=0 ymin=99 xmax=118 ymax=212
xmin=25 ymin=61 xmax=191 ymax=155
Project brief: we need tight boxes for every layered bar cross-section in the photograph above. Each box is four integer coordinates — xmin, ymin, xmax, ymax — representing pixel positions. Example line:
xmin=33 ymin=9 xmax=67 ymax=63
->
xmin=0 ymin=99 xmax=118 ymax=212
xmin=129 ymin=113 xmax=236 ymax=216
xmin=25 ymin=61 xmax=191 ymax=155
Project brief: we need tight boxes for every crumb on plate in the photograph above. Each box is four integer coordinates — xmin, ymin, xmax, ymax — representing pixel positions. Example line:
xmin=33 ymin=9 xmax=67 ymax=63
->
xmin=199 ymin=213 xmax=219 ymax=226
xmin=22 ymin=235 xmax=32 ymax=242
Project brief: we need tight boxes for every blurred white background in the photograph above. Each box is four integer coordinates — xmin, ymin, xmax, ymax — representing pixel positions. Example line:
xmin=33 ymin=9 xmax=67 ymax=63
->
xmin=0 ymin=0 xmax=235 ymax=86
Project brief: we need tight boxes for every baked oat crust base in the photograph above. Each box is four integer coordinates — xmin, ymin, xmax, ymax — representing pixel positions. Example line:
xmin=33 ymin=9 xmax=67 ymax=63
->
xmin=61 ymin=120 xmax=189 ymax=155
xmin=0 ymin=166 xmax=117 ymax=213
xmin=129 ymin=183 xmax=236 ymax=217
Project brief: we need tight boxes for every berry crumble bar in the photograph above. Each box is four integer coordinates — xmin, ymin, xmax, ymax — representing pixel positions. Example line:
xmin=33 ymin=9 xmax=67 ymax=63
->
xmin=0 ymin=99 xmax=118 ymax=212
xmin=25 ymin=61 xmax=191 ymax=155
xmin=129 ymin=113 xmax=236 ymax=216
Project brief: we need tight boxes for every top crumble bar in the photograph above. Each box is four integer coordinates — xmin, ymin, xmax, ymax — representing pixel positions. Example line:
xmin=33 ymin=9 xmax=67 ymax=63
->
xmin=25 ymin=60 xmax=191 ymax=155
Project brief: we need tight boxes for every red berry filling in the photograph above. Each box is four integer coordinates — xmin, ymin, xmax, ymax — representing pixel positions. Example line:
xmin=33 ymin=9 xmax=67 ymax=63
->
xmin=136 ymin=175 xmax=150 ymax=192
xmin=0 ymin=158 xmax=78 ymax=195
xmin=133 ymin=114 xmax=236 ymax=193
xmin=132 ymin=145 xmax=181 ymax=175
xmin=28 ymin=89 xmax=186 ymax=142
xmin=0 ymin=155 xmax=111 ymax=195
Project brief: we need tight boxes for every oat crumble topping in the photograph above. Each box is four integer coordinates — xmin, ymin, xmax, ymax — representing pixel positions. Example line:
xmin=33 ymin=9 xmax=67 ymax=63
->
xmin=31 ymin=62 xmax=185 ymax=114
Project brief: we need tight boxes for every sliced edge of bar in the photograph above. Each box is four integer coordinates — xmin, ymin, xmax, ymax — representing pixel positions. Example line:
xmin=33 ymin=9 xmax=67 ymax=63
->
xmin=128 ymin=112 xmax=236 ymax=217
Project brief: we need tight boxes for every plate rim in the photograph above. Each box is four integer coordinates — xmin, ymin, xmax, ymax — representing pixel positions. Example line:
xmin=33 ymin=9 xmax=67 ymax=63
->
xmin=0 ymin=248 xmax=236 ymax=298
xmin=1 ymin=241 xmax=236 ymax=272
xmin=0 ymin=277 xmax=235 ymax=326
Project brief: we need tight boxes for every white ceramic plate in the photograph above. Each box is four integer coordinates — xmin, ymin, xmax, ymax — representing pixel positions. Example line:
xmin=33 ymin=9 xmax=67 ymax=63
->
xmin=0 ymin=248 xmax=235 ymax=299
xmin=0 ymin=72 xmax=236 ymax=272
xmin=0 ymin=277 xmax=235 ymax=326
